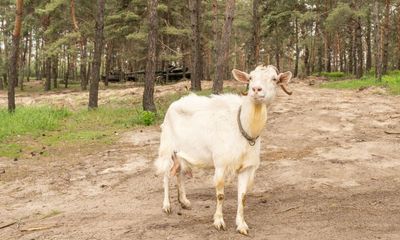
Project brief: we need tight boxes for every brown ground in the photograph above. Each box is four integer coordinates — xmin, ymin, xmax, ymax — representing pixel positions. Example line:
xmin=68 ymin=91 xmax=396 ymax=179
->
xmin=1 ymin=80 xmax=400 ymax=240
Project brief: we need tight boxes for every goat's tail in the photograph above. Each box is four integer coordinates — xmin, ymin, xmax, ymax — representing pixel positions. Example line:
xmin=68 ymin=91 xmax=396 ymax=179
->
xmin=154 ymin=150 xmax=174 ymax=175
xmin=154 ymin=120 xmax=175 ymax=175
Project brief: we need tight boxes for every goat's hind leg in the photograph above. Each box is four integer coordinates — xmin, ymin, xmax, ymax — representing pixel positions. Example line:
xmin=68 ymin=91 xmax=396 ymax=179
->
xmin=162 ymin=172 xmax=171 ymax=214
xmin=213 ymin=167 xmax=226 ymax=230
xmin=176 ymin=173 xmax=191 ymax=209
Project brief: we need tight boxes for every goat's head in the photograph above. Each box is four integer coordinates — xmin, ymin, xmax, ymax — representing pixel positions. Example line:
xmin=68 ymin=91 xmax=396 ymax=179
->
xmin=232 ymin=65 xmax=292 ymax=104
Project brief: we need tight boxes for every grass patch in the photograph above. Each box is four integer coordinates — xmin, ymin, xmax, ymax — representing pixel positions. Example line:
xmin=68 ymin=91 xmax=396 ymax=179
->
xmin=313 ymin=71 xmax=350 ymax=79
xmin=320 ymin=70 xmax=400 ymax=95
xmin=0 ymin=85 xmax=242 ymax=158
xmin=0 ymin=106 xmax=71 ymax=142
xmin=0 ymin=143 xmax=23 ymax=158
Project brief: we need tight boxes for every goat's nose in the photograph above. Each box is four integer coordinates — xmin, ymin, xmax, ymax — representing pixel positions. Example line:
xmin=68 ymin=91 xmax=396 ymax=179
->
xmin=252 ymin=86 xmax=262 ymax=93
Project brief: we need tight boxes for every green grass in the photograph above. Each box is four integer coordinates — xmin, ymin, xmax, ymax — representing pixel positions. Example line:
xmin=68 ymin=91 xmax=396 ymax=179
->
xmin=320 ymin=71 xmax=347 ymax=78
xmin=0 ymin=106 xmax=71 ymax=142
xmin=0 ymin=86 xmax=242 ymax=158
xmin=320 ymin=70 xmax=400 ymax=95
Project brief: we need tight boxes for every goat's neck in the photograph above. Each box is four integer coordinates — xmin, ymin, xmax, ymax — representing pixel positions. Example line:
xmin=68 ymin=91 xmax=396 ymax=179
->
xmin=240 ymin=98 xmax=267 ymax=138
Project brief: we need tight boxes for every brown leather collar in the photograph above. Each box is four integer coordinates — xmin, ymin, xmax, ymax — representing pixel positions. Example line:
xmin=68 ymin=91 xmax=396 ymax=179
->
xmin=237 ymin=106 xmax=259 ymax=146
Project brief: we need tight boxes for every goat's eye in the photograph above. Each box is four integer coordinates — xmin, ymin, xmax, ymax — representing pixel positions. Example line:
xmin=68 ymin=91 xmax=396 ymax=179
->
xmin=249 ymin=76 xmax=252 ymax=81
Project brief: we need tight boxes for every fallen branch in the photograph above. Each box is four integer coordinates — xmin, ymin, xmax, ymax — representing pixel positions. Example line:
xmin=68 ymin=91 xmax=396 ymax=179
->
xmin=384 ymin=130 xmax=400 ymax=135
xmin=20 ymin=224 xmax=58 ymax=232
xmin=0 ymin=221 xmax=17 ymax=229
xmin=277 ymin=206 xmax=300 ymax=213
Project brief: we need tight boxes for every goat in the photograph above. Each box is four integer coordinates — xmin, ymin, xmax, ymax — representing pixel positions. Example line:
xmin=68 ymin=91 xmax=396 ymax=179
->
xmin=154 ymin=65 xmax=292 ymax=235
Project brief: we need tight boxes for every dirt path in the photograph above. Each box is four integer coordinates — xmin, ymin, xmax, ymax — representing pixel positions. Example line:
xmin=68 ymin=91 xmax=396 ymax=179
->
xmin=1 ymin=81 xmax=400 ymax=240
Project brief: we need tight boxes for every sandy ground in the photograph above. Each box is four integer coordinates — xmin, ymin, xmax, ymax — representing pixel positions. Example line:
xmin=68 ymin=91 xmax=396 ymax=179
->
xmin=1 ymin=80 xmax=400 ymax=240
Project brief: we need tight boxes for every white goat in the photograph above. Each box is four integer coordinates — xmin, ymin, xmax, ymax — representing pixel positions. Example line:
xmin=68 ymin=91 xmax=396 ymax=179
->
xmin=155 ymin=65 xmax=292 ymax=235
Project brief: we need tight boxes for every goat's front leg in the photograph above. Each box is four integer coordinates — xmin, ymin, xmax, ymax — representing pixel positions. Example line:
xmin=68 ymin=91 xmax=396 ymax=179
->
xmin=236 ymin=167 xmax=256 ymax=235
xmin=213 ymin=167 xmax=226 ymax=230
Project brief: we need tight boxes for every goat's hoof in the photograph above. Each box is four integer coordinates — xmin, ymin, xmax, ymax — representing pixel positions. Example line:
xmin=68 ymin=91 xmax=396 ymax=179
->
xmin=236 ymin=224 xmax=249 ymax=236
xmin=213 ymin=218 xmax=226 ymax=231
xmin=162 ymin=204 xmax=171 ymax=214
xmin=179 ymin=199 xmax=191 ymax=209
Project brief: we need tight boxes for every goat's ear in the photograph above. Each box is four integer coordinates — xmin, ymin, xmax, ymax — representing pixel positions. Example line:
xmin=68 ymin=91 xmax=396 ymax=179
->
xmin=277 ymin=71 xmax=293 ymax=95
xmin=232 ymin=69 xmax=250 ymax=83
xmin=277 ymin=71 xmax=292 ymax=85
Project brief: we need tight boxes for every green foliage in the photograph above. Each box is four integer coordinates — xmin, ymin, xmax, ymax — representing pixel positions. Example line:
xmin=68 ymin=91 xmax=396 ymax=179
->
xmin=317 ymin=72 xmax=347 ymax=78
xmin=36 ymin=0 xmax=66 ymax=15
xmin=0 ymin=106 xmax=71 ymax=142
xmin=320 ymin=71 xmax=400 ymax=95
xmin=157 ymin=3 xmax=168 ymax=13
xmin=325 ymin=3 xmax=354 ymax=31
xmin=126 ymin=31 xmax=147 ymax=41
xmin=161 ymin=26 xmax=190 ymax=36
xmin=134 ymin=111 xmax=156 ymax=126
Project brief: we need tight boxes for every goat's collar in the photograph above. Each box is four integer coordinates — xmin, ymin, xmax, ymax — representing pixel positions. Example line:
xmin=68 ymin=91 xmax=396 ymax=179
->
xmin=237 ymin=105 xmax=259 ymax=146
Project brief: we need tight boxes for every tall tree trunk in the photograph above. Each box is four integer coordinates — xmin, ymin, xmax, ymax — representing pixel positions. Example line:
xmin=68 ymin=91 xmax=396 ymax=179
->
xmin=212 ymin=0 xmax=219 ymax=77
xmin=294 ymin=17 xmax=299 ymax=77
xmin=247 ymin=0 xmax=260 ymax=71
xmin=105 ymin=41 xmax=113 ymax=87
xmin=8 ymin=0 xmax=23 ymax=112
xmin=396 ymin=3 xmax=400 ymax=70
xmin=355 ymin=18 xmax=363 ymax=79
xmin=325 ymin=33 xmax=331 ymax=72
xmin=398 ymin=4 xmax=400 ymax=69
xmin=43 ymin=15 xmax=51 ymax=91
xmin=19 ymin=34 xmax=28 ymax=90
xmin=44 ymin=56 xmax=51 ymax=91
xmin=142 ymin=0 xmax=158 ymax=112
xmin=304 ymin=45 xmax=310 ymax=76
xmin=213 ymin=0 xmax=235 ymax=94
xmin=35 ymin=37 xmax=40 ymax=80
xmin=374 ymin=1 xmax=383 ymax=81
xmin=189 ymin=0 xmax=202 ymax=90
xmin=52 ymin=55 xmax=58 ymax=88
xmin=366 ymin=10 xmax=372 ymax=72
xmin=70 ymin=0 xmax=88 ymax=90
xmin=88 ymin=0 xmax=105 ymax=109
xmin=65 ymin=50 xmax=69 ymax=88
xmin=80 ymin=38 xmax=88 ymax=89
xmin=275 ymin=46 xmax=280 ymax=71
xmin=382 ymin=0 xmax=390 ymax=74
xmin=27 ymin=30 xmax=32 ymax=81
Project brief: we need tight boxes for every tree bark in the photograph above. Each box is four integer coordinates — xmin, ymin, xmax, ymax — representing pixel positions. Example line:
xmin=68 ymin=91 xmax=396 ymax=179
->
xmin=19 ymin=34 xmax=29 ymax=90
xmin=382 ymin=0 xmax=390 ymax=74
xmin=213 ymin=0 xmax=235 ymax=94
xmin=44 ymin=56 xmax=51 ymax=91
xmin=355 ymin=17 xmax=363 ymax=79
xmin=70 ymin=0 xmax=88 ymax=90
xmin=88 ymin=0 xmax=105 ymax=109
xmin=27 ymin=30 xmax=32 ymax=81
xmin=212 ymin=0 xmax=219 ymax=77
xmin=366 ymin=10 xmax=372 ymax=72
xmin=189 ymin=0 xmax=202 ymax=90
xmin=398 ymin=4 xmax=400 ymax=69
xmin=142 ymin=0 xmax=158 ymax=112
xmin=8 ymin=0 xmax=23 ymax=112
xmin=43 ymin=15 xmax=51 ymax=91
xmin=374 ymin=1 xmax=383 ymax=81
xmin=105 ymin=41 xmax=113 ymax=87
xmin=52 ymin=55 xmax=58 ymax=88
xmin=247 ymin=0 xmax=260 ymax=71
xmin=294 ymin=16 xmax=299 ymax=77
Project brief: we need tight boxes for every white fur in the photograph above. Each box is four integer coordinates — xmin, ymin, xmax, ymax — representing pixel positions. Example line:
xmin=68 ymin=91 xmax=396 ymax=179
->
xmin=155 ymin=65 xmax=290 ymax=235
